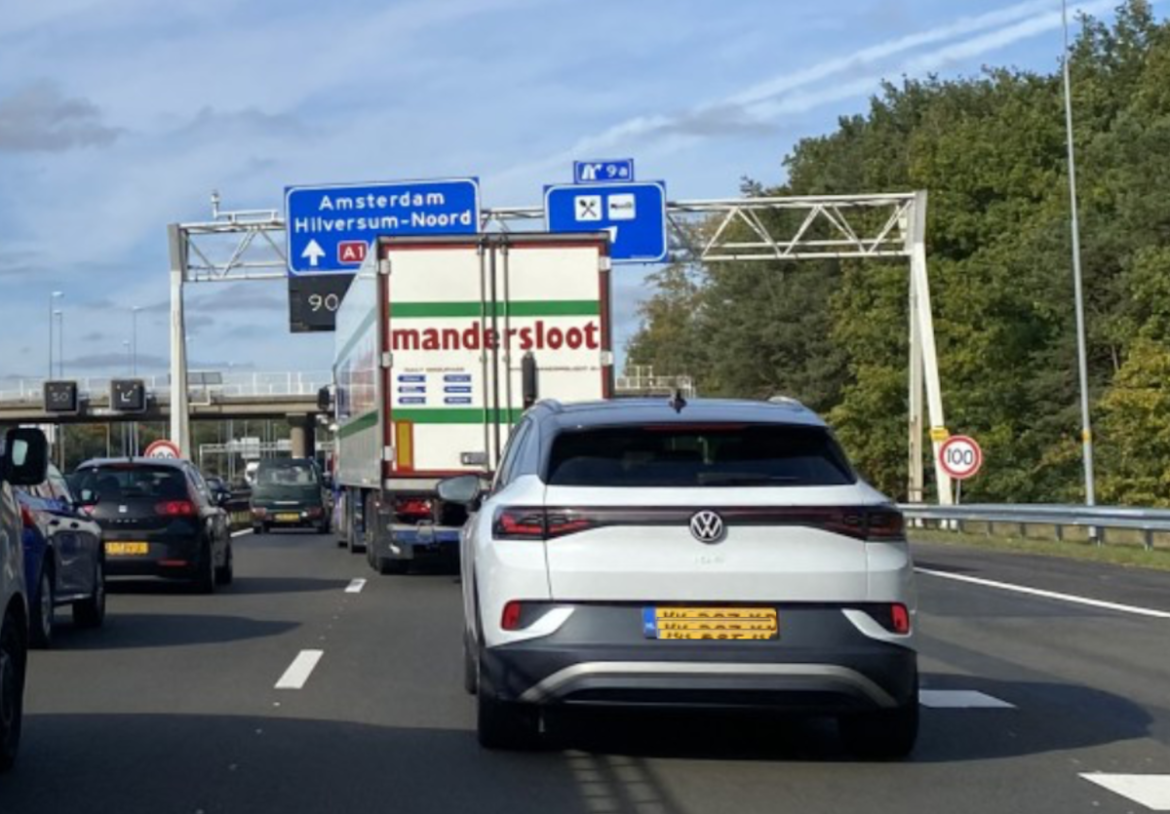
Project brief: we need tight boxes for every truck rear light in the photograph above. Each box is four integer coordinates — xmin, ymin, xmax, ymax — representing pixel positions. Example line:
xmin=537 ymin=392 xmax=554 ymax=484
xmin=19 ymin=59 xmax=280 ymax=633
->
xmin=492 ymin=508 xmax=545 ymax=540
xmin=394 ymin=497 xmax=432 ymax=523
xmin=501 ymin=601 xmax=523 ymax=631
xmin=156 ymin=500 xmax=196 ymax=517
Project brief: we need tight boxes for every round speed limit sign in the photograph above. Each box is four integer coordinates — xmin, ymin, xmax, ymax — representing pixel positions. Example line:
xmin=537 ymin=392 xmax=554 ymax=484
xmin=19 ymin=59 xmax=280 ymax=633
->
xmin=938 ymin=435 xmax=982 ymax=480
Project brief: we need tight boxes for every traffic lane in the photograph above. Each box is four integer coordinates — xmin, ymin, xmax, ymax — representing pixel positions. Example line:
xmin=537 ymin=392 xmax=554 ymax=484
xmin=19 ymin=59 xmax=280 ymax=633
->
xmin=6 ymin=534 xmax=1166 ymax=814
xmin=21 ymin=528 xmax=356 ymax=720
xmin=915 ymin=567 xmax=1170 ymax=746
xmin=213 ymin=548 xmax=1159 ymax=814
xmin=912 ymin=539 xmax=1170 ymax=614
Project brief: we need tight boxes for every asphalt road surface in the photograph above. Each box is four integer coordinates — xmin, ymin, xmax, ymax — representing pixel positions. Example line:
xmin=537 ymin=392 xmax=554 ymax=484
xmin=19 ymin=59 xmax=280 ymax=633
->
xmin=2 ymin=532 xmax=1168 ymax=813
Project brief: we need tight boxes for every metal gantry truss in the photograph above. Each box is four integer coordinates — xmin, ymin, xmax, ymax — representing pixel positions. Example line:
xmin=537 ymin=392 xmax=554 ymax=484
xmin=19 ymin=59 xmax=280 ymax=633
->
xmin=169 ymin=191 xmax=950 ymax=503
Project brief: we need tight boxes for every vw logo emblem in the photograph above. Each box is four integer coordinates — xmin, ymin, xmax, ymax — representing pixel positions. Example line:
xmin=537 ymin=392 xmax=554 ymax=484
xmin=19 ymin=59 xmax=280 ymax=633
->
xmin=689 ymin=510 xmax=725 ymax=544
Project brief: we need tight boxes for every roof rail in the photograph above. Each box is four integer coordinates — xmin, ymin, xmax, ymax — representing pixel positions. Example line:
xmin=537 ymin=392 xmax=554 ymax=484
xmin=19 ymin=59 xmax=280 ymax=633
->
xmin=766 ymin=395 xmax=807 ymax=409
xmin=533 ymin=399 xmax=564 ymax=413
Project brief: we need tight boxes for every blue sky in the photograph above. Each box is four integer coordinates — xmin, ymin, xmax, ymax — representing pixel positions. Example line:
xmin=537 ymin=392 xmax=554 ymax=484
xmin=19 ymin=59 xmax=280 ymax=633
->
xmin=0 ymin=0 xmax=1148 ymax=384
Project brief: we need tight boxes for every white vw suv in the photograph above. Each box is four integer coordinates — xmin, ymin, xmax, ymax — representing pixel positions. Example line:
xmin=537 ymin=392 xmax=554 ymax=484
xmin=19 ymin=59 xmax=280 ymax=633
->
xmin=439 ymin=397 xmax=918 ymax=757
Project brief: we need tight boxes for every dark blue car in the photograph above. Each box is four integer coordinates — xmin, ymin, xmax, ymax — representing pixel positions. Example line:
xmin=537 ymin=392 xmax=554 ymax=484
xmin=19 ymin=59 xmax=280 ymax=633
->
xmin=15 ymin=464 xmax=105 ymax=648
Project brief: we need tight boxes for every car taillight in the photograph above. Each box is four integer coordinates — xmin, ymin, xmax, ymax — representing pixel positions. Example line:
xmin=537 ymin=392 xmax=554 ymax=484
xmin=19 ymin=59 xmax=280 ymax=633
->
xmin=252 ymin=507 xmax=268 ymax=517
xmin=890 ymin=603 xmax=911 ymax=634
xmin=306 ymin=506 xmax=323 ymax=518
xmin=156 ymin=500 xmax=196 ymax=517
xmin=20 ymin=505 xmax=36 ymax=529
xmin=501 ymin=601 xmax=523 ymax=631
xmin=825 ymin=506 xmax=905 ymax=541
xmin=865 ymin=506 xmax=905 ymax=540
xmin=493 ymin=508 xmax=545 ymax=540
xmin=492 ymin=508 xmax=594 ymax=541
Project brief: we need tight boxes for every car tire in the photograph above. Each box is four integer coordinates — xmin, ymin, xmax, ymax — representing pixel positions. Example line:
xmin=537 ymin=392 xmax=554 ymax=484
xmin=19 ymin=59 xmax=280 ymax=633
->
xmin=215 ymin=542 xmax=234 ymax=586
xmin=839 ymin=689 xmax=919 ymax=759
xmin=476 ymin=671 xmax=539 ymax=750
xmin=0 ymin=608 xmax=27 ymax=773
xmin=29 ymin=568 xmax=54 ymax=650
xmin=73 ymin=561 xmax=106 ymax=629
xmin=194 ymin=542 xmax=216 ymax=595
xmin=376 ymin=556 xmax=408 ymax=576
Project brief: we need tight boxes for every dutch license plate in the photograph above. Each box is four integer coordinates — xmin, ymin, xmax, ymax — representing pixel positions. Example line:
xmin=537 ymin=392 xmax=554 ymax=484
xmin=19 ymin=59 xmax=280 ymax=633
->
xmin=275 ymin=513 xmax=301 ymax=522
xmin=105 ymin=541 xmax=148 ymax=556
xmin=643 ymin=607 xmax=778 ymax=640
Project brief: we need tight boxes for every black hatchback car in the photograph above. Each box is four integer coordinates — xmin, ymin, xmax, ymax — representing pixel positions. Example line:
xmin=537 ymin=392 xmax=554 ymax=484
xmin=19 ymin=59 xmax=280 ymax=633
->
xmin=74 ymin=458 xmax=233 ymax=592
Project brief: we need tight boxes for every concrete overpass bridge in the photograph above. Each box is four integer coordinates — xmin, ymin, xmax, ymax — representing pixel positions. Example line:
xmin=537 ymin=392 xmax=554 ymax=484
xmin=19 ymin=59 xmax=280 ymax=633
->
xmin=0 ymin=371 xmax=329 ymax=455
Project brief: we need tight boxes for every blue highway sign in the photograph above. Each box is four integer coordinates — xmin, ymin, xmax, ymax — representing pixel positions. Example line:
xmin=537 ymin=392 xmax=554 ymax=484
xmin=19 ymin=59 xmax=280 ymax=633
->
xmin=573 ymin=159 xmax=634 ymax=184
xmin=545 ymin=181 xmax=668 ymax=263
xmin=285 ymin=178 xmax=480 ymax=274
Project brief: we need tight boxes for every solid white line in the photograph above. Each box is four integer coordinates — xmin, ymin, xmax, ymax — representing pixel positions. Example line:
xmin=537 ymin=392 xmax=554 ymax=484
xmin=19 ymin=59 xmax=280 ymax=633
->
xmin=231 ymin=529 xmax=253 ymax=538
xmin=274 ymin=650 xmax=324 ymax=690
xmin=919 ymin=689 xmax=1015 ymax=709
xmin=345 ymin=578 xmax=366 ymax=594
xmin=1081 ymin=773 xmax=1170 ymax=810
xmin=916 ymin=568 xmax=1170 ymax=619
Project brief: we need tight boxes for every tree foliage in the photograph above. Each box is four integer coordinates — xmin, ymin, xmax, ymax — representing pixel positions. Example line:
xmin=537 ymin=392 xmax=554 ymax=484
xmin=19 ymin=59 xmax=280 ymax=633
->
xmin=628 ymin=2 xmax=1170 ymax=504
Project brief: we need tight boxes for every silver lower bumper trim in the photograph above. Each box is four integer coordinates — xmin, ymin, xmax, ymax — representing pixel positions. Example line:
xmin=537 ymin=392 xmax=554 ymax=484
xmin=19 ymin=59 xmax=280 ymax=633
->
xmin=517 ymin=661 xmax=898 ymax=707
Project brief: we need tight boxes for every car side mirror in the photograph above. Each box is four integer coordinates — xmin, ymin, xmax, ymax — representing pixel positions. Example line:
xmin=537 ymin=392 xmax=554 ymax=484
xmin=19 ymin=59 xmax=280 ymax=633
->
xmin=437 ymin=474 xmax=482 ymax=507
xmin=76 ymin=489 xmax=101 ymax=508
xmin=215 ymin=491 xmax=232 ymax=506
xmin=2 ymin=428 xmax=49 ymax=486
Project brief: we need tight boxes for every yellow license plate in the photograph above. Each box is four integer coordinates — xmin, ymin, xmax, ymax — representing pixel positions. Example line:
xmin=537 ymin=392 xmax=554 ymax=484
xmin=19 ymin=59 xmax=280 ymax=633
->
xmin=644 ymin=607 xmax=778 ymax=640
xmin=105 ymin=541 xmax=149 ymax=556
xmin=275 ymin=513 xmax=301 ymax=522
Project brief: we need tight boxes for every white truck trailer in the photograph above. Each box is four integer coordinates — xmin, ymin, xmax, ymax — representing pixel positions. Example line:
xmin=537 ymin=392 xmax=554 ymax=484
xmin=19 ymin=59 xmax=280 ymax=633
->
xmin=331 ymin=233 xmax=613 ymax=573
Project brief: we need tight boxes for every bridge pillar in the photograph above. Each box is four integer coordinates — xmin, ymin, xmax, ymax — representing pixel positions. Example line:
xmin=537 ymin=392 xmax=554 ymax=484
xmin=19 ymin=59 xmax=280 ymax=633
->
xmin=289 ymin=414 xmax=316 ymax=459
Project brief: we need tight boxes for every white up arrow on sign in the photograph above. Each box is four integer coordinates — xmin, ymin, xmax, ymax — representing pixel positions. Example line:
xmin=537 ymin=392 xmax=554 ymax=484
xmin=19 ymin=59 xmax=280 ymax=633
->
xmin=301 ymin=239 xmax=326 ymax=267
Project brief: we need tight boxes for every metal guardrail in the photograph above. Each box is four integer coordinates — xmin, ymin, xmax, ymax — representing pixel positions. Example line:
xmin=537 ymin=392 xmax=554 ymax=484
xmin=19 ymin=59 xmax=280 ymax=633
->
xmin=900 ymin=503 xmax=1170 ymax=550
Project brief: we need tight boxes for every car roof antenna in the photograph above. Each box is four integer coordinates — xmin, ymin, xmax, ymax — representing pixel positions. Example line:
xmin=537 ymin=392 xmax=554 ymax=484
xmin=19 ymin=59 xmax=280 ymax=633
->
xmin=668 ymin=389 xmax=687 ymax=414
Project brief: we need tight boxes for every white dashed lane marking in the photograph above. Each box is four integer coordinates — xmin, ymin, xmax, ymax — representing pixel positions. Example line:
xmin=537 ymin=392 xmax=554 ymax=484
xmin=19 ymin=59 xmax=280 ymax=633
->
xmin=275 ymin=650 xmax=324 ymax=690
xmin=916 ymin=567 xmax=1170 ymax=619
xmin=231 ymin=529 xmax=253 ymax=538
xmin=345 ymin=578 xmax=367 ymax=594
xmin=1081 ymin=774 xmax=1170 ymax=811
xmin=918 ymin=689 xmax=1015 ymax=709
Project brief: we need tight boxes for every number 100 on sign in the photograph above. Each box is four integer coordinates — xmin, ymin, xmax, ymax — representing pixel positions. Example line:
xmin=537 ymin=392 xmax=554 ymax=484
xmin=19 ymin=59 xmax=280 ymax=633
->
xmin=938 ymin=435 xmax=982 ymax=480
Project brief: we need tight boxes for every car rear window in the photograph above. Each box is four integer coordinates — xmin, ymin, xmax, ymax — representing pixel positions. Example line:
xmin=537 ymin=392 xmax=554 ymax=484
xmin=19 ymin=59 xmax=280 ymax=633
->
xmin=256 ymin=461 xmax=319 ymax=486
xmin=545 ymin=424 xmax=857 ymax=487
xmin=76 ymin=465 xmax=189 ymax=501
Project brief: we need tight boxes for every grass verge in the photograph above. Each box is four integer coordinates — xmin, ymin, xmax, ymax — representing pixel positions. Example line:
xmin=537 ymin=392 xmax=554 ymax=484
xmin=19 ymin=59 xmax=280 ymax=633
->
xmin=908 ymin=528 xmax=1170 ymax=573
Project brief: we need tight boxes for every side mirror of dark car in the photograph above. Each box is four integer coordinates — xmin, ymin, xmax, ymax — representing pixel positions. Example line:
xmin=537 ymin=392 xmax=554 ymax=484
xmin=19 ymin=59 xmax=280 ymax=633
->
xmin=76 ymin=489 xmax=101 ymax=508
xmin=215 ymin=491 xmax=232 ymax=507
xmin=437 ymin=474 xmax=482 ymax=508
xmin=1 ymin=428 xmax=49 ymax=486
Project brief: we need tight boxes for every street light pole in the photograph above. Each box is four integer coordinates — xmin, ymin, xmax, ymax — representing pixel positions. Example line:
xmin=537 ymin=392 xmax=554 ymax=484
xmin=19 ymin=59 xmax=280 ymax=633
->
xmin=48 ymin=291 xmax=63 ymax=379
xmin=131 ymin=306 xmax=141 ymax=376
xmin=54 ymin=310 xmax=64 ymax=379
xmin=1062 ymin=0 xmax=1097 ymax=507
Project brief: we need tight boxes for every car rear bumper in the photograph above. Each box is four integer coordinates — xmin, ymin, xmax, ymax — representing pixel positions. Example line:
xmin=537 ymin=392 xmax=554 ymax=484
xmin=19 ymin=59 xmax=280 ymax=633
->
xmin=102 ymin=533 xmax=204 ymax=579
xmin=480 ymin=604 xmax=917 ymax=712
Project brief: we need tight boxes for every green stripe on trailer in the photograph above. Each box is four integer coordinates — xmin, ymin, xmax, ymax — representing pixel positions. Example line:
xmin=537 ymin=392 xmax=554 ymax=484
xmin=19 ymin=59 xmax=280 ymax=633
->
xmin=390 ymin=300 xmax=600 ymax=318
xmin=336 ymin=410 xmax=379 ymax=439
xmin=392 ymin=408 xmax=526 ymax=424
